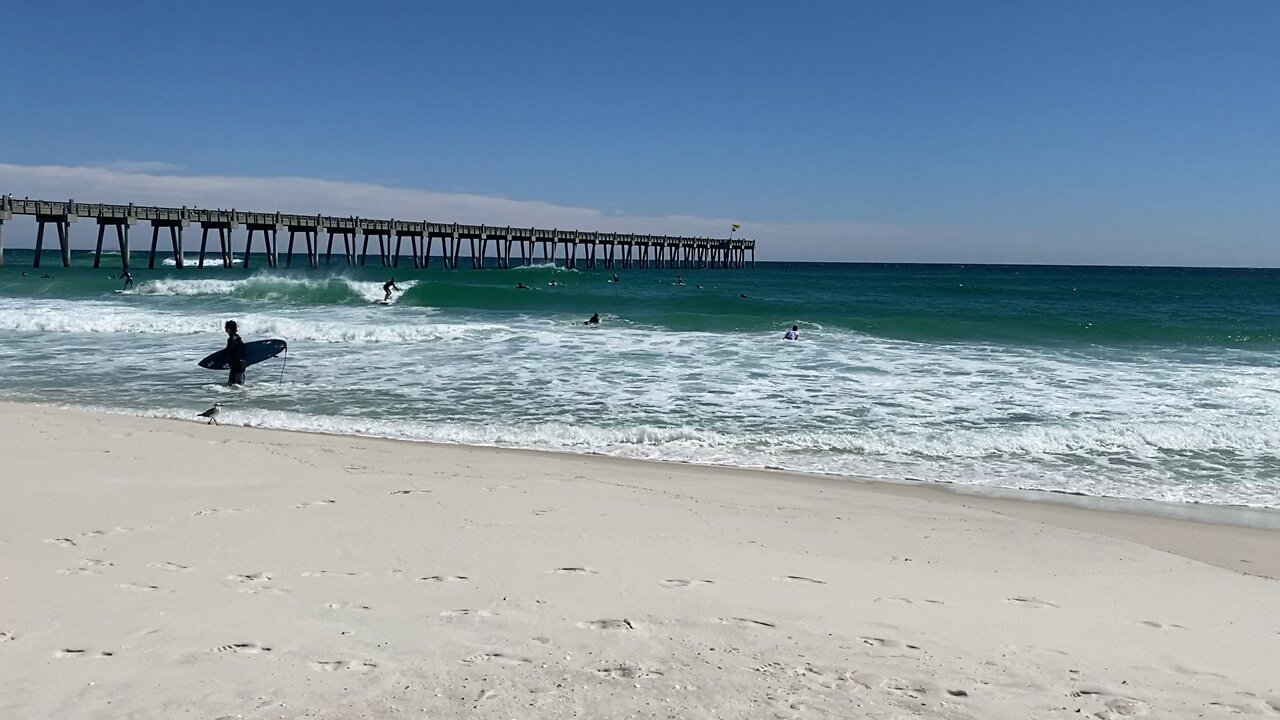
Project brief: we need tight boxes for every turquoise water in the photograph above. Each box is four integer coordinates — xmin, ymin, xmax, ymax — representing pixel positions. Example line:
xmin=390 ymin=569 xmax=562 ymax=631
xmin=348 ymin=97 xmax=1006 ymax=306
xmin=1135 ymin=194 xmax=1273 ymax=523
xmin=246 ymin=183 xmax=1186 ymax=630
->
xmin=3 ymin=250 xmax=1279 ymax=507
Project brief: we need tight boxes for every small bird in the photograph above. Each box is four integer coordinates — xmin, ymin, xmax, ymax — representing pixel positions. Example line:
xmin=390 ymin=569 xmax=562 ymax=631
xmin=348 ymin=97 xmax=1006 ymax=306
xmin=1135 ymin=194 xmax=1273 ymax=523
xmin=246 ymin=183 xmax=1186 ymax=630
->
xmin=198 ymin=403 xmax=224 ymax=425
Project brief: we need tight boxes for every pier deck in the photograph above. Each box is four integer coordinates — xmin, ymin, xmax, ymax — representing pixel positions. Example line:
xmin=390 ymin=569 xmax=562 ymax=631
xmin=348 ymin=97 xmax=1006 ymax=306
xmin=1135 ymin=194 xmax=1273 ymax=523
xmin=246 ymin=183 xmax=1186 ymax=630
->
xmin=0 ymin=196 xmax=755 ymax=271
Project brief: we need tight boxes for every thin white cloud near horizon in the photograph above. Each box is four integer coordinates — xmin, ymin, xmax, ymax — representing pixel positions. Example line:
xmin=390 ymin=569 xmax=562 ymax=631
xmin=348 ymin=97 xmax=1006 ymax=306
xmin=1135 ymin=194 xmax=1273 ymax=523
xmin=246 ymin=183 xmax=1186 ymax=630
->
xmin=0 ymin=162 xmax=1269 ymax=267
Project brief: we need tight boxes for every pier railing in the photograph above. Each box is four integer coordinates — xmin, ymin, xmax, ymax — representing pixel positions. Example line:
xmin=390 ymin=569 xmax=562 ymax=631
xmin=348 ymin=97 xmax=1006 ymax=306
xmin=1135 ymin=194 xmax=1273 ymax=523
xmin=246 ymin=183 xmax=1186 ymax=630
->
xmin=0 ymin=195 xmax=756 ymax=271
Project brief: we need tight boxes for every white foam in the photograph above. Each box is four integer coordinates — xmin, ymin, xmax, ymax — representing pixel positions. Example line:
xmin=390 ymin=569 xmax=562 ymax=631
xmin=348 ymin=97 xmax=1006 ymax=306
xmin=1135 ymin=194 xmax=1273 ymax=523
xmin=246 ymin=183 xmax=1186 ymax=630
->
xmin=511 ymin=262 xmax=579 ymax=273
xmin=137 ymin=278 xmax=243 ymax=296
xmin=4 ymin=295 xmax=1280 ymax=508
xmin=0 ymin=299 xmax=497 ymax=343
xmin=339 ymin=278 xmax=417 ymax=304
xmin=86 ymin=399 xmax=1280 ymax=508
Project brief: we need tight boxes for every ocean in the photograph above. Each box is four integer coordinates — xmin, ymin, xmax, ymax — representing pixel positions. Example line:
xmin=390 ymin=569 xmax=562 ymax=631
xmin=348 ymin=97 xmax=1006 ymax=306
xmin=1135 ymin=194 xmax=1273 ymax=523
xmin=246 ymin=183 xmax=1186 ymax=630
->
xmin=2 ymin=250 xmax=1278 ymax=508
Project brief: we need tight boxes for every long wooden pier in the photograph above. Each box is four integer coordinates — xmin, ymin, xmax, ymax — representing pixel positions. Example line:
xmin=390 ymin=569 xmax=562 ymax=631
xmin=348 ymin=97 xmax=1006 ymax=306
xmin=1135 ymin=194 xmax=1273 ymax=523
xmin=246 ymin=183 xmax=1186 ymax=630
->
xmin=0 ymin=196 xmax=755 ymax=271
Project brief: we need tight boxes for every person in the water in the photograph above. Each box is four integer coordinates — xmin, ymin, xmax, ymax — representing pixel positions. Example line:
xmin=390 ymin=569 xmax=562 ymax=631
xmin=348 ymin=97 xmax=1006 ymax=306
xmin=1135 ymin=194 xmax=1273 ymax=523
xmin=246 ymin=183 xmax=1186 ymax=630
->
xmin=585 ymin=313 xmax=600 ymax=325
xmin=121 ymin=270 xmax=134 ymax=290
xmin=383 ymin=277 xmax=400 ymax=302
xmin=224 ymin=320 xmax=247 ymax=386
xmin=784 ymin=325 xmax=799 ymax=340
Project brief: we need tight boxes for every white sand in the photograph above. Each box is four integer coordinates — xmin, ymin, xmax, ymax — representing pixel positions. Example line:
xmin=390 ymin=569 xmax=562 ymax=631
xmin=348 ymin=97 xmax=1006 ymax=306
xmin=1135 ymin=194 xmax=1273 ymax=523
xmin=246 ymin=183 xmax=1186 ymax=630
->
xmin=1 ymin=402 xmax=1278 ymax=719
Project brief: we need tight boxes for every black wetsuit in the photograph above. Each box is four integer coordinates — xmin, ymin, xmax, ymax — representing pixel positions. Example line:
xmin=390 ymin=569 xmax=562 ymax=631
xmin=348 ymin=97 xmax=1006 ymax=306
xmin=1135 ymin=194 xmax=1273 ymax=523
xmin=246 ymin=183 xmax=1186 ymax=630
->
xmin=227 ymin=333 xmax=247 ymax=385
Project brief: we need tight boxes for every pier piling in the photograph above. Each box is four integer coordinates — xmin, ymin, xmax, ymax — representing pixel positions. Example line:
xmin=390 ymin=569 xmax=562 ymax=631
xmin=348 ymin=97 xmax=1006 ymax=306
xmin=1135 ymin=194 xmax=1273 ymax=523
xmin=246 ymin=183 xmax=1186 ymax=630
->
xmin=0 ymin=199 xmax=9 ymax=266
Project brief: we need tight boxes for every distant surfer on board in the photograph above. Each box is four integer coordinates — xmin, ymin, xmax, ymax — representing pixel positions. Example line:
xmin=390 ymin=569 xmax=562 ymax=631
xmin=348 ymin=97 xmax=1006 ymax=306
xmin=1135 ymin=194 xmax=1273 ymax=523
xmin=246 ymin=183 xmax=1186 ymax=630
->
xmin=585 ymin=313 xmax=600 ymax=325
xmin=383 ymin=277 xmax=400 ymax=302
xmin=224 ymin=320 xmax=247 ymax=386
xmin=120 ymin=270 xmax=133 ymax=290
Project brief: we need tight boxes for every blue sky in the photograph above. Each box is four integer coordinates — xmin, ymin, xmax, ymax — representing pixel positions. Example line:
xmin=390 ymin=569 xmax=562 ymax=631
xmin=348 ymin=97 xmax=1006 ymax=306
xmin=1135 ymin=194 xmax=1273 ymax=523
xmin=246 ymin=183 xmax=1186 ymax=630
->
xmin=2 ymin=1 xmax=1279 ymax=265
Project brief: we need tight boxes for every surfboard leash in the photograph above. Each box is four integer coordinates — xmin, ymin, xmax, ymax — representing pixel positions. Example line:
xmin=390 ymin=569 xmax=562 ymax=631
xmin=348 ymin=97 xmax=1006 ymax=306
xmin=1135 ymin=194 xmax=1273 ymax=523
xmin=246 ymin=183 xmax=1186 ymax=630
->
xmin=278 ymin=346 xmax=288 ymax=384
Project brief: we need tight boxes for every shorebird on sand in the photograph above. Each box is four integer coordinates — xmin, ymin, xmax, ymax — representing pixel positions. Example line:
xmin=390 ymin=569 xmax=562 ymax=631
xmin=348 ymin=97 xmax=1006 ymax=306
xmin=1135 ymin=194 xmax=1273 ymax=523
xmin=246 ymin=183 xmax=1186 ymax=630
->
xmin=198 ymin=403 xmax=224 ymax=425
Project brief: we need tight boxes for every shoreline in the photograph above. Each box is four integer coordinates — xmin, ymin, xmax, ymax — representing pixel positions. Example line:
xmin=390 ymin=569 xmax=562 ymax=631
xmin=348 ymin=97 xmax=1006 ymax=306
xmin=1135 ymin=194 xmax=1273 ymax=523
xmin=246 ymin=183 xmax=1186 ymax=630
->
xmin=10 ymin=399 xmax=1280 ymax=580
xmin=3 ymin=400 xmax=1278 ymax=717
xmin=19 ymin=397 xmax=1280 ymax=522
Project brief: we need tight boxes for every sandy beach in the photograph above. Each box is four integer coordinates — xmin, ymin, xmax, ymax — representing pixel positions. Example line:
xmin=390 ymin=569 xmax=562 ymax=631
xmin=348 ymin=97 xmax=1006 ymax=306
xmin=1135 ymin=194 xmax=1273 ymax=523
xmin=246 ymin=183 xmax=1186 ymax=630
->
xmin=2 ymin=402 xmax=1278 ymax=719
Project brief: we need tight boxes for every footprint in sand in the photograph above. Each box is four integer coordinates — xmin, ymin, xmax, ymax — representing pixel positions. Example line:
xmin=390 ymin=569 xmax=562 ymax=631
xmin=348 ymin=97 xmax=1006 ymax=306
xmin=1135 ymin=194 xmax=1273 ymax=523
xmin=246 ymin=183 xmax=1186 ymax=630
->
xmin=191 ymin=508 xmax=241 ymax=517
xmin=324 ymin=602 xmax=371 ymax=611
xmin=1137 ymin=620 xmax=1187 ymax=630
xmin=883 ymin=678 xmax=931 ymax=698
xmin=239 ymin=585 xmax=288 ymax=595
xmin=44 ymin=538 xmax=77 ymax=548
xmin=1 ymin=631 xmax=17 ymax=643
xmin=777 ymin=575 xmax=826 ymax=585
xmin=461 ymin=652 xmax=530 ymax=665
xmin=387 ymin=489 xmax=431 ymax=495
xmin=580 ymin=619 xmax=635 ymax=631
xmin=549 ymin=567 xmax=597 ymax=575
xmin=213 ymin=643 xmax=271 ymax=654
xmin=597 ymin=663 xmax=664 ymax=679
xmin=56 ymin=649 xmax=114 ymax=658
xmin=476 ymin=688 xmax=502 ymax=702
xmin=859 ymin=636 xmax=907 ymax=649
xmin=440 ymin=609 xmax=493 ymax=619
xmin=1006 ymin=596 xmax=1059 ymax=609
xmin=80 ymin=527 xmax=131 ymax=538
xmin=57 ymin=559 xmax=115 ymax=575
xmin=229 ymin=572 xmax=272 ymax=583
xmin=116 ymin=583 xmax=160 ymax=592
xmin=1171 ymin=665 xmax=1227 ymax=680
xmin=875 ymin=596 xmax=946 ymax=605
xmin=309 ymin=660 xmax=377 ymax=672
xmin=301 ymin=570 xmax=358 ymax=578
xmin=716 ymin=617 xmax=776 ymax=629
xmin=293 ymin=499 xmax=336 ymax=509
xmin=659 ymin=579 xmax=714 ymax=588
xmin=148 ymin=562 xmax=190 ymax=572
xmin=228 ymin=573 xmax=286 ymax=595
xmin=417 ymin=575 xmax=469 ymax=583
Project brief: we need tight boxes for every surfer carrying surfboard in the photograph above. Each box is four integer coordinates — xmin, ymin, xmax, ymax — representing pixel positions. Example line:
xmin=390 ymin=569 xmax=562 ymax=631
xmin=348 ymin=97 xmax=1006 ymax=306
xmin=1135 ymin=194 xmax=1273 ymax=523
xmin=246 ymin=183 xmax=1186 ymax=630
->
xmin=224 ymin=320 xmax=247 ymax=386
